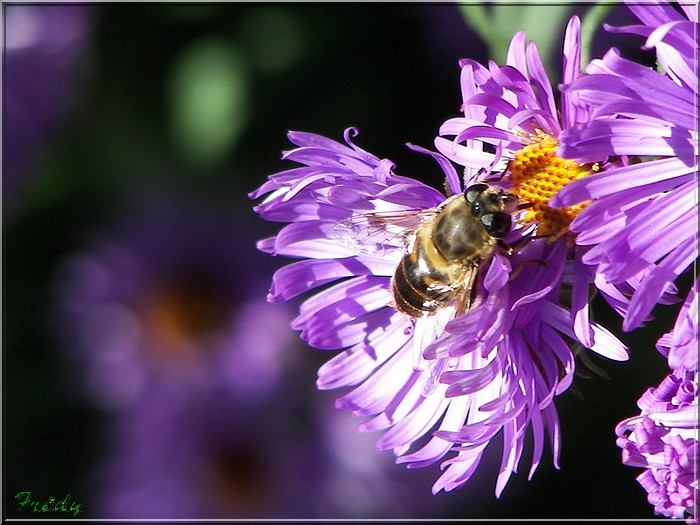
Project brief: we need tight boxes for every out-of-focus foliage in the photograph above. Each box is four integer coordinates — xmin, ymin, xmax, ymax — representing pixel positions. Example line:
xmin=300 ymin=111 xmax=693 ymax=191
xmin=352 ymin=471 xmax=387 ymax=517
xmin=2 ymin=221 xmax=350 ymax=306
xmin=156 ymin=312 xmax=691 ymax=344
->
xmin=459 ymin=3 xmax=574 ymax=68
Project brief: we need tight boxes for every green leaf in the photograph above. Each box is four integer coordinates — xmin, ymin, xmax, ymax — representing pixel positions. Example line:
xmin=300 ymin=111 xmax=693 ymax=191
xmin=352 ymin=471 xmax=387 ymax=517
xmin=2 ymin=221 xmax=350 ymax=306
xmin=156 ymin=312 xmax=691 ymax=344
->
xmin=580 ymin=3 xmax=615 ymax=67
xmin=459 ymin=3 xmax=575 ymax=76
xmin=166 ymin=37 xmax=251 ymax=171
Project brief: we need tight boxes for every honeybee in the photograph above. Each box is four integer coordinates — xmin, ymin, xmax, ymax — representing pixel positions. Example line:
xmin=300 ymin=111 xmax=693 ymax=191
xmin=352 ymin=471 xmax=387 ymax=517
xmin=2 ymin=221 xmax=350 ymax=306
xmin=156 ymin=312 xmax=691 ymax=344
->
xmin=334 ymin=183 xmax=523 ymax=318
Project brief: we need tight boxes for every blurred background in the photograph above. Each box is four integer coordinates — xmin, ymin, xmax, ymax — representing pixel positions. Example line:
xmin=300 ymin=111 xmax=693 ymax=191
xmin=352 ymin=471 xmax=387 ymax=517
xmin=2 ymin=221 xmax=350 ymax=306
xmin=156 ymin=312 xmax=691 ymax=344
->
xmin=3 ymin=2 xmax=692 ymax=520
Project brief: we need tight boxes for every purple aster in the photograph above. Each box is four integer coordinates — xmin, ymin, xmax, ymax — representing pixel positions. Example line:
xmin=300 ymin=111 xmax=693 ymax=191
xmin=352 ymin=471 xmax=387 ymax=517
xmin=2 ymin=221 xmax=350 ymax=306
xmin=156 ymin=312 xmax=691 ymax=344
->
xmin=91 ymin=383 xmax=316 ymax=519
xmin=615 ymin=280 xmax=698 ymax=521
xmin=432 ymin=15 xmax=648 ymax=339
xmin=90 ymin=376 xmax=450 ymax=518
xmin=53 ymin=195 xmax=300 ymax=409
xmin=434 ymin=15 xmax=593 ymax=216
xmin=552 ymin=1 xmax=698 ymax=332
xmin=251 ymin=127 xmax=627 ymax=497
xmin=657 ymin=281 xmax=699 ymax=376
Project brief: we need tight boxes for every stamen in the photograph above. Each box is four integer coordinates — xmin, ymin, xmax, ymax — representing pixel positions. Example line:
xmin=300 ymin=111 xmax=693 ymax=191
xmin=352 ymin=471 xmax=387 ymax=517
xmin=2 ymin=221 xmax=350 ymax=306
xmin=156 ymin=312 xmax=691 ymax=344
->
xmin=507 ymin=132 xmax=595 ymax=239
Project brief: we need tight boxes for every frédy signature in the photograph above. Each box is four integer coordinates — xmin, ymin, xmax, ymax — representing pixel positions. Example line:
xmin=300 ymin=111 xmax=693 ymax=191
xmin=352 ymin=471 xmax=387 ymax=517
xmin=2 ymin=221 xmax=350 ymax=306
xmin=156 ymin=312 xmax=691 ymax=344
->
xmin=15 ymin=490 xmax=83 ymax=517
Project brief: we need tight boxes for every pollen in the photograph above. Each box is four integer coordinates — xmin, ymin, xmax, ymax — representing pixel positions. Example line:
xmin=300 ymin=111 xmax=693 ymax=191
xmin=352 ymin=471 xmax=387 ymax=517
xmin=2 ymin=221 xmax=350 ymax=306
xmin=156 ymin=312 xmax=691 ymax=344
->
xmin=507 ymin=132 xmax=594 ymax=239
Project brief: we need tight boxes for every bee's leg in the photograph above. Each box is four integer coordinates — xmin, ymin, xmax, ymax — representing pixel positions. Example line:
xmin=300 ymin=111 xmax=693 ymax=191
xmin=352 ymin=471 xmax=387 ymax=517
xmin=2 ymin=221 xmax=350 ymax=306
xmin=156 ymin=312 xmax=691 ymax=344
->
xmin=452 ymin=266 xmax=479 ymax=315
xmin=532 ymin=232 xmax=559 ymax=241
xmin=497 ymin=238 xmax=513 ymax=254
xmin=508 ymin=257 xmax=547 ymax=282
xmin=497 ymin=232 xmax=534 ymax=256
xmin=453 ymin=290 xmax=470 ymax=315
xmin=443 ymin=178 xmax=455 ymax=197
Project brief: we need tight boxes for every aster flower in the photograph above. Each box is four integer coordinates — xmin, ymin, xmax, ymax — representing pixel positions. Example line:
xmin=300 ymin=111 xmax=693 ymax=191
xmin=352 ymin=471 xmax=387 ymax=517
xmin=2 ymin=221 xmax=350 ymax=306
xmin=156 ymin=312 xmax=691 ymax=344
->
xmin=552 ymin=1 xmax=698 ymax=332
xmin=53 ymin=195 xmax=299 ymax=409
xmin=433 ymin=15 xmax=640 ymax=340
xmin=91 ymin=372 xmax=449 ymax=519
xmin=435 ymin=15 xmax=592 ymax=231
xmin=251 ymin=127 xmax=627 ymax=497
xmin=615 ymin=281 xmax=698 ymax=521
xmin=91 ymin=383 xmax=315 ymax=519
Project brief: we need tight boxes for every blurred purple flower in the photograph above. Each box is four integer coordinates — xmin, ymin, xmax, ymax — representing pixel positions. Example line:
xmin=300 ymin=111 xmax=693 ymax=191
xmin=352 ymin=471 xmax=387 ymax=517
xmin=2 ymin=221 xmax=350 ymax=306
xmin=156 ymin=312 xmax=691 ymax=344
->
xmin=251 ymin=127 xmax=627 ymax=497
xmin=552 ymin=1 xmax=698 ymax=332
xmin=3 ymin=5 xmax=93 ymax=212
xmin=615 ymin=280 xmax=698 ymax=521
xmin=54 ymin=196 xmax=299 ymax=409
xmin=92 ymin=373 xmax=451 ymax=518
xmin=92 ymin=383 xmax=314 ymax=519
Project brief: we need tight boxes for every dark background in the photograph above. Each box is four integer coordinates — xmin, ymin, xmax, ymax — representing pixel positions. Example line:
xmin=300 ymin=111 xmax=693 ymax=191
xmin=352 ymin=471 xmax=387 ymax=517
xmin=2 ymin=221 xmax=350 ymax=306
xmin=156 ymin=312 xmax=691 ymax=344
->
xmin=3 ymin=2 xmax=688 ymax=520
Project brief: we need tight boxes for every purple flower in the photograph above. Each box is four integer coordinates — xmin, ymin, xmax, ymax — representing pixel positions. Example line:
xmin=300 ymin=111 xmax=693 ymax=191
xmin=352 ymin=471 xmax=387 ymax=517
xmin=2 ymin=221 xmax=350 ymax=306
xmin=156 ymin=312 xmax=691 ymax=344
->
xmin=616 ymin=374 xmax=698 ymax=521
xmin=53 ymin=196 xmax=299 ymax=409
xmin=432 ymin=15 xmax=645 ymax=340
xmin=251 ymin=127 xmax=627 ymax=497
xmin=657 ymin=282 xmax=699 ymax=375
xmin=539 ymin=6 xmax=700 ymax=519
xmin=435 ymin=16 xmax=594 ymax=237
xmin=91 ymin=377 xmax=450 ymax=518
xmin=615 ymin=281 xmax=698 ymax=520
xmin=552 ymin=1 xmax=698 ymax=332
xmin=91 ymin=383 xmax=315 ymax=519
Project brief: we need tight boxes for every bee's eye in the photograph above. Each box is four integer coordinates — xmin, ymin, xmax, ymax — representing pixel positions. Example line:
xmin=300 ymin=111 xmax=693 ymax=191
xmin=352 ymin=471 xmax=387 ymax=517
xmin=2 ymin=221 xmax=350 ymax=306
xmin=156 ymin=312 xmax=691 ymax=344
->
xmin=464 ymin=183 xmax=489 ymax=203
xmin=471 ymin=200 xmax=482 ymax=216
xmin=481 ymin=212 xmax=512 ymax=238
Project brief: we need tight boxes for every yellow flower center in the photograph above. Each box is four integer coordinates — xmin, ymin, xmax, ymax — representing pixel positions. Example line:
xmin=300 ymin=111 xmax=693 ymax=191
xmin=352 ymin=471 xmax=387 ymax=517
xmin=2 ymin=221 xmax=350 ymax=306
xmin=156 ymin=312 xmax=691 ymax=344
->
xmin=507 ymin=132 xmax=595 ymax=238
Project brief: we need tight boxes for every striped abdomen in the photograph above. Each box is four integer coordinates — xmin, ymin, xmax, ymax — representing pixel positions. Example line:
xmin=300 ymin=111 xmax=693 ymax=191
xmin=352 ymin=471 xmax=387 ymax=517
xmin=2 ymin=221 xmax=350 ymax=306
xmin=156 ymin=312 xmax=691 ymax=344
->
xmin=390 ymin=223 xmax=478 ymax=317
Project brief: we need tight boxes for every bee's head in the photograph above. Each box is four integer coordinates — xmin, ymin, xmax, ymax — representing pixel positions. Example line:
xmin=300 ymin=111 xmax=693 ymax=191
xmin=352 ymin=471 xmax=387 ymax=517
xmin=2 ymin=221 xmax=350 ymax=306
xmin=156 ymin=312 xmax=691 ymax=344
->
xmin=464 ymin=184 xmax=517 ymax=239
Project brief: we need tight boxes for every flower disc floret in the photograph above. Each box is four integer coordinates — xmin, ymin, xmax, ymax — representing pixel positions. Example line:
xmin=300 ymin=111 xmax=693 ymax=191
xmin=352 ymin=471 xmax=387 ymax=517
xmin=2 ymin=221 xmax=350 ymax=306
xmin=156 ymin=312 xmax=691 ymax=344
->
xmin=508 ymin=132 xmax=594 ymax=238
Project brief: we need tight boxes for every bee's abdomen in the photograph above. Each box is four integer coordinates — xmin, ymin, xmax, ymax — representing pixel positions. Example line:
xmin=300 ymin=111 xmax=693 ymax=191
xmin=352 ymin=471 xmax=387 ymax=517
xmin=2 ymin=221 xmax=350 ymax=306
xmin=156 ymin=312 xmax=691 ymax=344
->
xmin=391 ymin=249 xmax=455 ymax=317
xmin=392 ymin=258 xmax=434 ymax=317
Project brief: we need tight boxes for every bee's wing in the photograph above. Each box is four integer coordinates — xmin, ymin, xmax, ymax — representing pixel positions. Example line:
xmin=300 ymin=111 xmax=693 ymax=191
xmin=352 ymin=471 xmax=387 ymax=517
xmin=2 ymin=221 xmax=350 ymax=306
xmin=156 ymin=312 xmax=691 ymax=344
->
xmin=332 ymin=208 xmax=438 ymax=256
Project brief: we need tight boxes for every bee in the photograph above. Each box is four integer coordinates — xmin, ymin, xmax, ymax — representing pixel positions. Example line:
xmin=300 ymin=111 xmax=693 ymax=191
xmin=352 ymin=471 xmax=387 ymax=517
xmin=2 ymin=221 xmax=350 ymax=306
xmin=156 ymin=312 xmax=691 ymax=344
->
xmin=334 ymin=183 xmax=523 ymax=318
